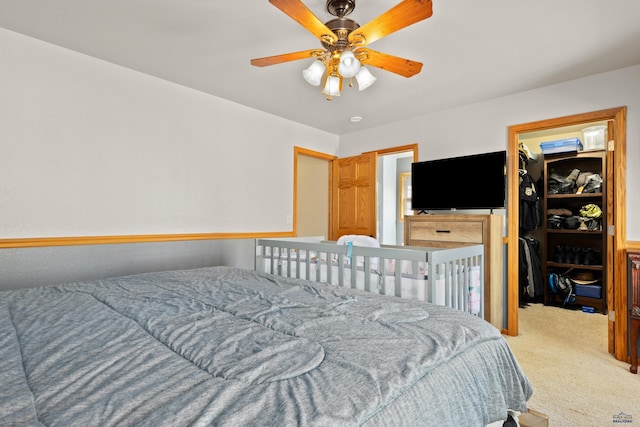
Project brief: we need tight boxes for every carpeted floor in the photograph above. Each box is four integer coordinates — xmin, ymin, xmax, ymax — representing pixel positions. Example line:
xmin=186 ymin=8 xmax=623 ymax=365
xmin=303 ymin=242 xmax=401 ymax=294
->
xmin=503 ymin=303 xmax=638 ymax=427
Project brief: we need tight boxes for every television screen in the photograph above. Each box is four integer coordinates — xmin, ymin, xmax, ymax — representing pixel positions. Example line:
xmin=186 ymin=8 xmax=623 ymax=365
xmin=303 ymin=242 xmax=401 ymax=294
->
xmin=411 ymin=151 xmax=506 ymax=211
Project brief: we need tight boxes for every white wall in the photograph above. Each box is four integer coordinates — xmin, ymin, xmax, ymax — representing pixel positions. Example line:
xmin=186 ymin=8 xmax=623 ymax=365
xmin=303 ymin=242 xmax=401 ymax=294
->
xmin=0 ymin=28 xmax=339 ymax=238
xmin=338 ymin=65 xmax=640 ymax=240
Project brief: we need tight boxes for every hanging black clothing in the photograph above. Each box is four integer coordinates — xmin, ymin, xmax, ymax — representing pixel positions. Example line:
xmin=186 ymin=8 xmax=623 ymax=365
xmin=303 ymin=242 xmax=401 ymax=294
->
xmin=519 ymin=236 xmax=544 ymax=302
xmin=519 ymin=171 xmax=542 ymax=233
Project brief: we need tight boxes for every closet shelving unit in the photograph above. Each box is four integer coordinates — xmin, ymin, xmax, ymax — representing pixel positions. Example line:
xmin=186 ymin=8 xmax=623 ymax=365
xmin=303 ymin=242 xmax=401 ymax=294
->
xmin=542 ymin=150 xmax=607 ymax=313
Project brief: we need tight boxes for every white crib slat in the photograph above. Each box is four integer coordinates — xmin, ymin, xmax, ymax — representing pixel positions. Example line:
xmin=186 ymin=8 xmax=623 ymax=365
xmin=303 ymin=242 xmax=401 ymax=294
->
xmin=362 ymin=256 xmax=370 ymax=292
xmin=459 ymin=259 xmax=467 ymax=311
xmin=427 ymin=258 xmax=436 ymax=306
xmin=378 ymin=257 xmax=386 ymax=296
xmin=337 ymin=253 xmax=345 ymax=287
xmin=284 ymin=247 xmax=290 ymax=278
xmin=271 ymin=246 xmax=278 ymax=275
xmin=394 ymin=259 xmax=402 ymax=298
xmin=450 ymin=261 xmax=459 ymax=311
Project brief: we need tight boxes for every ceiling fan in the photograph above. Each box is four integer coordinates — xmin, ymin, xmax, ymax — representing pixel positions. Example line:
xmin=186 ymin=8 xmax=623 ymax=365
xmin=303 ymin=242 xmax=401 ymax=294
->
xmin=250 ymin=0 xmax=433 ymax=100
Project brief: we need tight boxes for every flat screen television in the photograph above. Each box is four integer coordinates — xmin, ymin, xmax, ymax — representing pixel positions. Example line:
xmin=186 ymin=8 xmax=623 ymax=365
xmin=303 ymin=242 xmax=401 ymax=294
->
xmin=411 ymin=150 xmax=506 ymax=211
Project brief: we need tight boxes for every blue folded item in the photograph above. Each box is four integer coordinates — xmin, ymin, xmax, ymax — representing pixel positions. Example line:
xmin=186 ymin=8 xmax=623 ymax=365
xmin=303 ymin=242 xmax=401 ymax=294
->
xmin=540 ymin=137 xmax=583 ymax=154
xmin=575 ymin=283 xmax=602 ymax=298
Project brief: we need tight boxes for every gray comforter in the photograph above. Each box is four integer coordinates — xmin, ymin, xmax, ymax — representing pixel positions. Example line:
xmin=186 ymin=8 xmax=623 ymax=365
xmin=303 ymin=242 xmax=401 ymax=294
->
xmin=0 ymin=266 xmax=532 ymax=426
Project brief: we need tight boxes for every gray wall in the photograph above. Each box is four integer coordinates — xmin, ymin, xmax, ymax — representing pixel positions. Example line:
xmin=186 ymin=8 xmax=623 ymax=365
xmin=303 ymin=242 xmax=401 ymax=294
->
xmin=1 ymin=239 xmax=255 ymax=291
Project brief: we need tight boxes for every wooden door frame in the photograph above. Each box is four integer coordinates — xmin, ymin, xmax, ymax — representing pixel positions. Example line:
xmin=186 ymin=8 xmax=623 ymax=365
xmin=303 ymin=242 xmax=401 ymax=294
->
xmin=370 ymin=144 xmax=419 ymax=161
xmin=506 ymin=107 xmax=628 ymax=362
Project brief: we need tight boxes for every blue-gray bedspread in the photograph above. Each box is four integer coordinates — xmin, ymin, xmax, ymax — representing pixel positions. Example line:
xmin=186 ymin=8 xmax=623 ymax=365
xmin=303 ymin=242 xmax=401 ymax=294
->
xmin=0 ymin=266 xmax=532 ymax=426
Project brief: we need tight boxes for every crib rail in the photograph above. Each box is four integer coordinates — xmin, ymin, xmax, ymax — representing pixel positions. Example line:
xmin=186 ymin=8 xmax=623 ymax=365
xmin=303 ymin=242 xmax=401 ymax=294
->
xmin=255 ymin=237 xmax=485 ymax=318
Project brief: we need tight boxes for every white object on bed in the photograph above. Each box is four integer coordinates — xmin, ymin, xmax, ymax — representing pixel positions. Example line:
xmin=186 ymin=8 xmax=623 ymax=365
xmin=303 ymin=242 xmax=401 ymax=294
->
xmin=255 ymin=236 xmax=485 ymax=319
xmin=336 ymin=234 xmax=381 ymax=269
xmin=336 ymin=234 xmax=380 ymax=248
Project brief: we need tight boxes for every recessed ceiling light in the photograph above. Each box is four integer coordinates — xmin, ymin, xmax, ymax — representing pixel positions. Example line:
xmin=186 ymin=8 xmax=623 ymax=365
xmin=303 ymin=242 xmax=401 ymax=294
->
xmin=350 ymin=116 xmax=362 ymax=123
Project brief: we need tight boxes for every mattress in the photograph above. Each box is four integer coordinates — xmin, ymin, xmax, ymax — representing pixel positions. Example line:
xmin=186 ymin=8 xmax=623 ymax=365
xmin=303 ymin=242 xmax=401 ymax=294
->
xmin=0 ymin=266 xmax=532 ymax=426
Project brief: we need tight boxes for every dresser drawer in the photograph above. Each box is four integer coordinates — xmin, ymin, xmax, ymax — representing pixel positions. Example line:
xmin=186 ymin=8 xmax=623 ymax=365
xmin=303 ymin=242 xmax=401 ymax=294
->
xmin=407 ymin=220 xmax=484 ymax=244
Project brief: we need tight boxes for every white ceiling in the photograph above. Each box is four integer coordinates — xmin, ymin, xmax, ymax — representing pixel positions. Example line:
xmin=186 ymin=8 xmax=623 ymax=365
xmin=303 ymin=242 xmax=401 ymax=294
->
xmin=1 ymin=0 xmax=639 ymax=136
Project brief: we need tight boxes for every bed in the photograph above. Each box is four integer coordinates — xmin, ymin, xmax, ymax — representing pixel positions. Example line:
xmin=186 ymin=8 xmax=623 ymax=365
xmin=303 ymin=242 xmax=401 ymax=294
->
xmin=1 ymin=265 xmax=532 ymax=426
xmin=256 ymin=236 xmax=486 ymax=318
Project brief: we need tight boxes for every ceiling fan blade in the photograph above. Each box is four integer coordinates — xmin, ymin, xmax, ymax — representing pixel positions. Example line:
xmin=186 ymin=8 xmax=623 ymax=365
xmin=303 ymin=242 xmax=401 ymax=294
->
xmin=357 ymin=48 xmax=423 ymax=77
xmin=269 ymin=0 xmax=337 ymax=45
xmin=251 ymin=49 xmax=325 ymax=67
xmin=348 ymin=0 xmax=433 ymax=47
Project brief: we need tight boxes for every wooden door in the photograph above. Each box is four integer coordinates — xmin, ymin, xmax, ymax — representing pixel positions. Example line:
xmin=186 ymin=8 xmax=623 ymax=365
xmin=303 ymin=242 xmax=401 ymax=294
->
xmin=605 ymin=121 xmax=616 ymax=354
xmin=329 ymin=152 xmax=377 ymax=240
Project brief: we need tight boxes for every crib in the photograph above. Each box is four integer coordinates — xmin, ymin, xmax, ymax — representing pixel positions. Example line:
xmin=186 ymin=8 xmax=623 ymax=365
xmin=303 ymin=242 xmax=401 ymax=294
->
xmin=255 ymin=236 xmax=485 ymax=318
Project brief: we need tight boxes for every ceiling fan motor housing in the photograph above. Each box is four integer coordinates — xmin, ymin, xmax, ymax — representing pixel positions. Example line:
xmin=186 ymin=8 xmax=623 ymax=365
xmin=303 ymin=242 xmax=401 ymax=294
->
xmin=322 ymin=18 xmax=359 ymax=51
xmin=326 ymin=0 xmax=356 ymax=17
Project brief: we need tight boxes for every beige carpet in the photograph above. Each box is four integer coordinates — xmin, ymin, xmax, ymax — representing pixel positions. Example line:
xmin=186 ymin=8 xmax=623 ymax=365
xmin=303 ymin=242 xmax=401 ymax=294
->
xmin=504 ymin=303 xmax=638 ymax=427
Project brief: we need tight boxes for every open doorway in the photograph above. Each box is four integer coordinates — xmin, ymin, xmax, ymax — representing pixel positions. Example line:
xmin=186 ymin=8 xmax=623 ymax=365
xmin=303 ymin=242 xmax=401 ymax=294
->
xmin=294 ymin=147 xmax=335 ymax=238
xmin=377 ymin=151 xmax=415 ymax=245
xmin=506 ymin=107 xmax=628 ymax=362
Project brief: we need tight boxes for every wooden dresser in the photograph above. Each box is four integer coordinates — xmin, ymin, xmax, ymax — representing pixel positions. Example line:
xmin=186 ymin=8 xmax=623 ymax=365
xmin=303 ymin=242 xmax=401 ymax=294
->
xmin=404 ymin=214 xmax=504 ymax=330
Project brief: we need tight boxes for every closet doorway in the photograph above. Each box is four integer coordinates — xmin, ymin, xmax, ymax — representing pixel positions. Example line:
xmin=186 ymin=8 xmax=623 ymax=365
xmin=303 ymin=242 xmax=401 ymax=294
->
xmin=506 ymin=107 xmax=628 ymax=362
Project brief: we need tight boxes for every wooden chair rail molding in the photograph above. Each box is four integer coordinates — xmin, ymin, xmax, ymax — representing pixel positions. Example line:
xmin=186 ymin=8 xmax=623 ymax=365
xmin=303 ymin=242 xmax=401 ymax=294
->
xmin=0 ymin=231 xmax=295 ymax=249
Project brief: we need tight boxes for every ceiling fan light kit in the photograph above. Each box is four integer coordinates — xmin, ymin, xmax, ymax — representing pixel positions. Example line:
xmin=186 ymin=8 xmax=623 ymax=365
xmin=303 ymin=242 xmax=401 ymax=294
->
xmin=251 ymin=0 xmax=433 ymax=101
xmin=302 ymin=60 xmax=326 ymax=86
xmin=337 ymin=50 xmax=361 ymax=78
xmin=355 ymin=66 xmax=376 ymax=91
xmin=322 ymin=74 xmax=342 ymax=99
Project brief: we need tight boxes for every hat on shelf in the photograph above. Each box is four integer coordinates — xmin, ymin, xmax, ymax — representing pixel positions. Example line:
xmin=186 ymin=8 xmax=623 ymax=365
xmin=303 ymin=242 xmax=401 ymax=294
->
xmin=570 ymin=271 xmax=600 ymax=285
xmin=547 ymin=208 xmax=573 ymax=217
